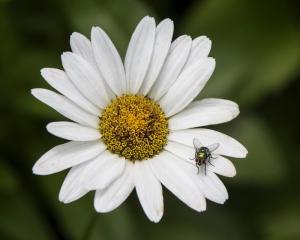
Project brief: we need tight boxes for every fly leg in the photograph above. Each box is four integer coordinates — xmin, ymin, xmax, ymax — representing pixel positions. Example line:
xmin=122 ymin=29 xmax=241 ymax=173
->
xmin=208 ymin=160 xmax=215 ymax=167
xmin=196 ymin=163 xmax=200 ymax=174
xmin=191 ymin=152 xmax=198 ymax=161
xmin=208 ymin=156 xmax=215 ymax=167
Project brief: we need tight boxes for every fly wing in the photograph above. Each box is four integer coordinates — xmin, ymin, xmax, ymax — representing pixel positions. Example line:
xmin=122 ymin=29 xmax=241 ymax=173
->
xmin=193 ymin=138 xmax=203 ymax=149
xmin=208 ymin=143 xmax=220 ymax=152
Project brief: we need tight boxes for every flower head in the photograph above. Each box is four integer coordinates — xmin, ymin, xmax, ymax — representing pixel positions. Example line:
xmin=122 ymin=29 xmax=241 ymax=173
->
xmin=32 ymin=16 xmax=247 ymax=223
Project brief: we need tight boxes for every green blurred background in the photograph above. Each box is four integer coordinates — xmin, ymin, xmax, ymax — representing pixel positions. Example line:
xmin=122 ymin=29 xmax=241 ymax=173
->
xmin=1 ymin=0 xmax=300 ymax=239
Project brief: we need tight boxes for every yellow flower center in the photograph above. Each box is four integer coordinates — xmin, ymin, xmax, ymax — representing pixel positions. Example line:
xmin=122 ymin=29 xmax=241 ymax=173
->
xmin=99 ymin=94 xmax=169 ymax=161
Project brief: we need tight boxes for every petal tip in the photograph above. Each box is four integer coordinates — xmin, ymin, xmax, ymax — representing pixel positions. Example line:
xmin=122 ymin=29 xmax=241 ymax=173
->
xmin=58 ymin=192 xmax=66 ymax=203
xmin=148 ymin=208 xmax=164 ymax=223
xmin=183 ymin=35 xmax=192 ymax=42
xmin=61 ymin=51 xmax=72 ymax=59
xmin=160 ymin=18 xmax=174 ymax=27
xmin=70 ymin=32 xmax=80 ymax=37
xmin=239 ymin=146 xmax=248 ymax=158
xmin=139 ymin=16 xmax=155 ymax=26
xmin=91 ymin=26 xmax=100 ymax=34
xmin=230 ymin=169 xmax=237 ymax=178
xmin=31 ymin=88 xmax=40 ymax=97
xmin=208 ymin=57 xmax=216 ymax=65
xmin=45 ymin=122 xmax=54 ymax=133
xmin=40 ymin=68 xmax=47 ymax=75
xmin=70 ymin=32 xmax=81 ymax=40
xmin=94 ymin=197 xmax=109 ymax=213
xmin=91 ymin=26 xmax=101 ymax=34
xmin=32 ymin=164 xmax=44 ymax=175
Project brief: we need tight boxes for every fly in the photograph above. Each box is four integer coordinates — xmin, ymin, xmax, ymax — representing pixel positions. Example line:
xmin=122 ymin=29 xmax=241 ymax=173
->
xmin=192 ymin=138 xmax=219 ymax=175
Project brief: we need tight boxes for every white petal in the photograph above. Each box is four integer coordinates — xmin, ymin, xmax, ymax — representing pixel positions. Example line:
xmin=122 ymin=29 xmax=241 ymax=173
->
xmin=125 ymin=16 xmax=156 ymax=94
xmin=169 ymin=98 xmax=239 ymax=130
xmin=208 ymin=172 xmax=228 ymax=197
xmin=185 ymin=36 xmax=211 ymax=67
xmin=46 ymin=121 xmax=100 ymax=141
xmin=209 ymin=156 xmax=236 ymax=177
xmin=150 ymin=151 xmax=206 ymax=212
xmin=70 ymin=33 xmax=116 ymax=101
xmin=59 ymin=163 xmax=89 ymax=203
xmin=82 ymin=151 xmax=125 ymax=190
xmin=31 ymin=88 xmax=99 ymax=128
xmin=94 ymin=161 xmax=134 ymax=213
xmin=149 ymin=35 xmax=192 ymax=100
xmin=91 ymin=27 xmax=126 ymax=95
xmin=168 ymin=128 xmax=248 ymax=158
xmin=32 ymin=141 xmax=106 ymax=175
xmin=139 ymin=18 xmax=174 ymax=95
xmin=164 ymin=141 xmax=227 ymax=203
xmin=165 ymin=141 xmax=236 ymax=178
xmin=134 ymin=160 xmax=163 ymax=223
xmin=165 ymin=140 xmax=198 ymax=164
xmin=200 ymin=174 xmax=227 ymax=203
xmin=70 ymin=32 xmax=98 ymax=69
xmin=197 ymin=171 xmax=228 ymax=203
xmin=160 ymin=58 xmax=216 ymax=117
xmin=61 ymin=52 xmax=110 ymax=108
xmin=41 ymin=68 xmax=100 ymax=116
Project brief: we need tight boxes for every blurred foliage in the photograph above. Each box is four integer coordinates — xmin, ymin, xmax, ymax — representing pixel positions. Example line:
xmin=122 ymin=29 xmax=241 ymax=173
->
xmin=0 ymin=0 xmax=300 ymax=239
xmin=232 ymin=116 xmax=287 ymax=185
xmin=263 ymin=200 xmax=300 ymax=240
xmin=183 ymin=0 xmax=300 ymax=106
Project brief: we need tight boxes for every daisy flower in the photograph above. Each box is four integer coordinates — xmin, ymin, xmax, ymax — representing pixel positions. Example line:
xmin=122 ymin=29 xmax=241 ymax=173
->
xmin=32 ymin=16 xmax=247 ymax=223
